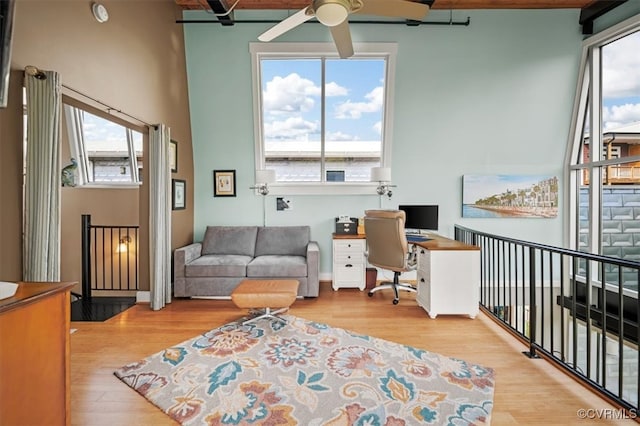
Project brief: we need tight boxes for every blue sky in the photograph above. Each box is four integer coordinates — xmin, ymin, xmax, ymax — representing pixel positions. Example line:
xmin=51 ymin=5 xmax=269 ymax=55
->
xmin=82 ymin=31 xmax=640 ymax=147
xmin=260 ymin=58 xmax=385 ymax=142
xmin=601 ymin=30 xmax=640 ymax=131
xmin=257 ymin=31 xmax=640 ymax=146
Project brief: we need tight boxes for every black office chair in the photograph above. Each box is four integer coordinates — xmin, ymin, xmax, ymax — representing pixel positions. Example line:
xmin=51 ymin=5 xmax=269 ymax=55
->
xmin=364 ymin=209 xmax=417 ymax=305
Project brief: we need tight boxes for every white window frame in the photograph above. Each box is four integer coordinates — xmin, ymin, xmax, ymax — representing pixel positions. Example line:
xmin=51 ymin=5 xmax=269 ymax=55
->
xmin=565 ymin=13 xmax=640 ymax=303
xmin=250 ymin=42 xmax=397 ymax=195
xmin=565 ymin=13 xmax=640 ymax=255
xmin=63 ymin=101 xmax=144 ymax=188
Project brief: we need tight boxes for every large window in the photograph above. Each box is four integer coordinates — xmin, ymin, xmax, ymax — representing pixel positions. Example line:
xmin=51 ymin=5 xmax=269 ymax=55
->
xmin=566 ymin=16 xmax=640 ymax=405
xmin=63 ymin=102 xmax=143 ymax=186
xmin=250 ymin=43 xmax=397 ymax=194
xmin=567 ymin=17 xmax=640 ymax=288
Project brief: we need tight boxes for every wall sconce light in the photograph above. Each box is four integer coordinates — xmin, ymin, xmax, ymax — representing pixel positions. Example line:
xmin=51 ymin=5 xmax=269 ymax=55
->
xmin=250 ymin=169 xmax=276 ymax=225
xmin=116 ymin=236 xmax=131 ymax=253
xmin=251 ymin=169 xmax=276 ymax=195
xmin=371 ymin=167 xmax=396 ymax=208
xmin=24 ymin=65 xmax=47 ymax=80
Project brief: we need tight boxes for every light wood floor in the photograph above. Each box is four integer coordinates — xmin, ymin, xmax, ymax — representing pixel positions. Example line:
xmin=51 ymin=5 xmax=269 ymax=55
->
xmin=70 ymin=282 xmax=636 ymax=425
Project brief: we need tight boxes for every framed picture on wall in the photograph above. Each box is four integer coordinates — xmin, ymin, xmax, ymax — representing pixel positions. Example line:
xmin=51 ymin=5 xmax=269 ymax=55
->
xmin=169 ymin=140 xmax=178 ymax=173
xmin=172 ymin=179 xmax=186 ymax=210
xmin=462 ymin=174 xmax=558 ymax=218
xmin=214 ymin=170 xmax=236 ymax=197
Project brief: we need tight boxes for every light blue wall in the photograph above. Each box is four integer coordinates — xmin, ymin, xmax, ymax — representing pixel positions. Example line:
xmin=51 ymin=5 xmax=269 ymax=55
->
xmin=183 ymin=9 xmax=584 ymax=275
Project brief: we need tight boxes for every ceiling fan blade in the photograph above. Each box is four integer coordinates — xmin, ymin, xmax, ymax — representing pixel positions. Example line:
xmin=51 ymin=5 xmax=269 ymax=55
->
xmin=356 ymin=0 xmax=429 ymax=21
xmin=330 ymin=20 xmax=354 ymax=59
xmin=258 ymin=7 xmax=313 ymax=42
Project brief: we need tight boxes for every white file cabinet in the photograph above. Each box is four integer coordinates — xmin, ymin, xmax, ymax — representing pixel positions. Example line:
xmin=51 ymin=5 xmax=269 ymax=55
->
xmin=332 ymin=236 xmax=366 ymax=290
xmin=415 ymin=244 xmax=480 ymax=319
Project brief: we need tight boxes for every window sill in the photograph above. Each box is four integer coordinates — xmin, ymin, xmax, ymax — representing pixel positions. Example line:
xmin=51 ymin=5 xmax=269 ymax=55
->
xmin=67 ymin=183 xmax=141 ymax=189
xmin=260 ymin=182 xmax=382 ymax=196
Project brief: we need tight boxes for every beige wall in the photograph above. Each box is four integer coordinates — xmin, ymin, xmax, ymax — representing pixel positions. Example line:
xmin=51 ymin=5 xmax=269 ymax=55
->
xmin=0 ymin=72 xmax=25 ymax=281
xmin=61 ymin=188 xmax=140 ymax=294
xmin=0 ymin=0 xmax=194 ymax=290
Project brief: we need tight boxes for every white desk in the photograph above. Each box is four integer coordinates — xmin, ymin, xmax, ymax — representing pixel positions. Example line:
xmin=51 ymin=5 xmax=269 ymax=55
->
xmin=412 ymin=236 xmax=480 ymax=319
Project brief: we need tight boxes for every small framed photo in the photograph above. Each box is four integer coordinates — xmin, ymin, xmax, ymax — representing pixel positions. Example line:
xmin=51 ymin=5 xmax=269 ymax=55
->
xmin=172 ymin=179 xmax=186 ymax=210
xmin=214 ymin=170 xmax=236 ymax=197
xmin=169 ymin=140 xmax=178 ymax=173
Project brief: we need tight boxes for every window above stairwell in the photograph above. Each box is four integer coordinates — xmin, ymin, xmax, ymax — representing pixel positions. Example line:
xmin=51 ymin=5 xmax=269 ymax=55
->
xmin=62 ymin=100 xmax=145 ymax=187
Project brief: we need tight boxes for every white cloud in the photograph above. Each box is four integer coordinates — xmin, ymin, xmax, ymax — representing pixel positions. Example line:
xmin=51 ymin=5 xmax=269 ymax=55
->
xmin=603 ymin=103 xmax=640 ymax=130
xmin=602 ymin=32 xmax=640 ymax=99
xmin=326 ymin=131 xmax=356 ymax=141
xmin=263 ymin=73 xmax=317 ymax=114
xmin=325 ymin=81 xmax=348 ymax=97
xmin=263 ymin=73 xmax=347 ymax=115
xmin=334 ymin=86 xmax=384 ymax=119
xmin=263 ymin=116 xmax=319 ymax=140
xmin=373 ymin=121 xmax=382 ymax=135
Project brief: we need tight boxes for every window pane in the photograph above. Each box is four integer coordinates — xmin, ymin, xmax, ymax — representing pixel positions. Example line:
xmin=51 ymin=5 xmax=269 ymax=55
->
xmin=261 ymin=59 xmax=322 ymax=182
xmin=579 ymin=100 xmax=590 ymax=165
xmin=69 ymin=109 xmax=143 ymax=184
xmin=325 ymin=59 xmax=384 ymax=182
xmin=600 ymin=31 xmax=640 ymax=169
xmin=259 ymin=54 xmax=387 ymax=183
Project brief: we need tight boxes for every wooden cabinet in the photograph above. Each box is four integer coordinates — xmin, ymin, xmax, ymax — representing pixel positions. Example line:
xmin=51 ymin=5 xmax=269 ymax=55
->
xmin=414 ymin=237 xmax=480 ymax=319
xmin=332 ymin=235 xmax=366 ymax=290
xmin=0 ymin=281 xmax=75 ymax=426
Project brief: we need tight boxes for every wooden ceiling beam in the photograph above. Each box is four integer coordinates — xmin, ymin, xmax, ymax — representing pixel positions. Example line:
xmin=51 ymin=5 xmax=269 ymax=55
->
xmin=175 ymin=0 xmax=597 ymax=11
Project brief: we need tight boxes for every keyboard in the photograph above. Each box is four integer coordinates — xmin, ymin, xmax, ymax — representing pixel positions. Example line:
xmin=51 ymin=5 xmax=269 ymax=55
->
xmin=406 ymin=234 xmax=431 ymax=243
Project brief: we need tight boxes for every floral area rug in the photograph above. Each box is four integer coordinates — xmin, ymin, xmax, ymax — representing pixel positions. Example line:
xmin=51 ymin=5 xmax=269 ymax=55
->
xmin=114 ymin=315 xmax=495 ymax=425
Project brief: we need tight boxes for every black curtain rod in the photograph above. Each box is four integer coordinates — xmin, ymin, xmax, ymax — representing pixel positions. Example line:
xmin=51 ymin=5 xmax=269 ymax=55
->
xmin=62 ymin=84 xmax=153 ymax=128
xmin=176 ymin=17 xmax=470 ymax=26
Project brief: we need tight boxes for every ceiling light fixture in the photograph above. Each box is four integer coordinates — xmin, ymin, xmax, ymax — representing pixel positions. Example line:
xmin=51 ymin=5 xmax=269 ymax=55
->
xmin=314 ymin=0 xmax=349 ymax=27
xmin=91 ymin=2 xmax=109 ymax=23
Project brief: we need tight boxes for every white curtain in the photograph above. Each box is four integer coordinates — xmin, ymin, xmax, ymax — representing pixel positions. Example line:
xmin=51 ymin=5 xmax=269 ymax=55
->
xmin=149 ymin=124 xmax=171 ymax=310
xmin=23 ymin=70 xmax=61 ymax=282
xmin=63 ymin=104 xmax=90 ymax=185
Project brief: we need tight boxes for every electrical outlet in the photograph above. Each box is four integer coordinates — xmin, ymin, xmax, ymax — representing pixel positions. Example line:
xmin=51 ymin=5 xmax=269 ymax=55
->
xmin=276 ymin=197 xmax=292 ymax=211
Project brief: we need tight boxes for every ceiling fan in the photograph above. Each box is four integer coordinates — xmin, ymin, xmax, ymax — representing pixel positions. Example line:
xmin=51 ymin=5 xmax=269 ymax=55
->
xmin=258 ymin=0 xmax=430 ymax=59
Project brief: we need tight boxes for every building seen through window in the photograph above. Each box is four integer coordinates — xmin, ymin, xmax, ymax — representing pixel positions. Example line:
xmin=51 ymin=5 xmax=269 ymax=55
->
xmin=63 ymin=104 xmax=143 ymax=185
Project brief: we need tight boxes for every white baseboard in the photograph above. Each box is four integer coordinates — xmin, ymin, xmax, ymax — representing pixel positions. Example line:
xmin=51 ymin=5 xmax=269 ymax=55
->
xmin=136 ymin=291 xmax=150 ymax=303
xmin=319 ymin=272 xmax=332 ymax=281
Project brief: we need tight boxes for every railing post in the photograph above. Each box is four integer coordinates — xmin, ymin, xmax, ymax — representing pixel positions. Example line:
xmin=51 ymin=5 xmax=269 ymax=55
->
xmin=81 ymin=214 xmax=92 ymax=302
xmin=523 ymin=246 xmax=540 ymax=358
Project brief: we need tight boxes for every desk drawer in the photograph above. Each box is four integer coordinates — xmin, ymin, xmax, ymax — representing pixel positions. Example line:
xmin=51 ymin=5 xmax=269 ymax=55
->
xmin=335 ymin=252 xmax=364 ymax=262
xmin=334 ymin=240 xmax=364 ymax=249
xmin=334 ymin=264 xmax=364 ymax=281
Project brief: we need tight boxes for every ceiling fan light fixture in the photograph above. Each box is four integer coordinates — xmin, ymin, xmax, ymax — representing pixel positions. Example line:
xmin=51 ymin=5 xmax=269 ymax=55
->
xmin=315 ymin=0 xmax=349 ymax=27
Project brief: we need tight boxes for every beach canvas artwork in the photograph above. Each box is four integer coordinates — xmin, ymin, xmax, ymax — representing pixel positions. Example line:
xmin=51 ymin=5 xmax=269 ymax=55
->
xmin=462 ymin=174 xmax=559 ymax=218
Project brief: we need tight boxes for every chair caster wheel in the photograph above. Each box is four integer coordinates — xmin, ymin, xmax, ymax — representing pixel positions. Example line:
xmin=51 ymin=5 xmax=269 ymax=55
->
xmin=393 ymin=299 xmax=399 ymax=305
xmin=368 ymin=292 xmax=374 ymax=297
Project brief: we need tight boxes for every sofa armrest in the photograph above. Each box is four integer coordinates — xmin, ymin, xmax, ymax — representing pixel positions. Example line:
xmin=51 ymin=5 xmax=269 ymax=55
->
xmin=173 ymin=243 xmax=202 ymax=297
xmin=174 ymin=243 xmax=202 ymax=276
xmin=306 ymin=241 xmax=320 ymax=297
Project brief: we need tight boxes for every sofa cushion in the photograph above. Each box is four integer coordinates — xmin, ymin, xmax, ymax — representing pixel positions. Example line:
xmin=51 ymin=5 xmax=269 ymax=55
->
xmin=185 ymin=255 xmax=253 ymax=277
xmin=201 ymin=226 xmax=258 ymax=257
xmin=246 ymin=255 xmax=308 ymax=277
xmin=254 ymin=226 xmax=310 ymax=257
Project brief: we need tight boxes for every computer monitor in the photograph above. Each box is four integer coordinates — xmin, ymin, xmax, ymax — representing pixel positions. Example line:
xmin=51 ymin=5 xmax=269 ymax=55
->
xmin=398 ymin=205 xmax=439 ymax=232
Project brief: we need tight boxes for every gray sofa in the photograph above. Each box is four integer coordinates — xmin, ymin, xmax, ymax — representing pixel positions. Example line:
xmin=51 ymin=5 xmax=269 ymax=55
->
xmin=173 ymin=225 xmax=319 ymax=298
